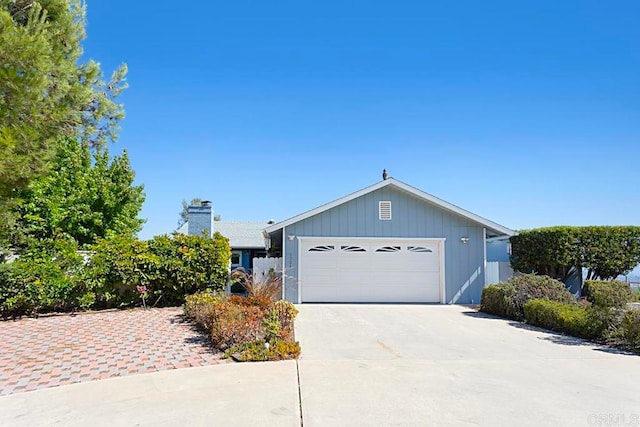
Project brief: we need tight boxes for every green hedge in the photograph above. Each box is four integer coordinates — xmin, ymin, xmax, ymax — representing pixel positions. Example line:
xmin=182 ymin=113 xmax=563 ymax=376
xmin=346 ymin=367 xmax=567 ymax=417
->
xmin=583 ymin=280 xmax=635 ymax=308
xmin=523 ymin=299 xmax=605 ymax=339
xmin=1 ymin=232 xmax=231 ymax=318
xmin=510 ymin=226 xmax=640 ymax=281
xmin=0 ymin=236 xmax=87 ymax=318
xmin=620 ymin=309 xmax=640 ymax=353
xmin=480 ymin=274 xmax=575 ymax=321
xmin=480 ymin=283 xmax=518 ymax=319
xmin=88 ymin=232 xmax=231 ymax=307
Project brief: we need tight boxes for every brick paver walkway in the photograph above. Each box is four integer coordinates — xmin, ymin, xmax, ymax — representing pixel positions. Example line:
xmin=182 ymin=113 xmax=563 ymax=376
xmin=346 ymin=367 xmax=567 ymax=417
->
xmin=0 ymin=307 xmax=225 ymax=396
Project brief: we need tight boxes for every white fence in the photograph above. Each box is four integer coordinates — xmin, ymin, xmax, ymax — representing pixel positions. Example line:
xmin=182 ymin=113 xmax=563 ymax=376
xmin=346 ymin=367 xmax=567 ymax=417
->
xmin=252 ymin=257 xmax=282 ymax=283
xmin=486 ymin=262 xmax=514 ymax=285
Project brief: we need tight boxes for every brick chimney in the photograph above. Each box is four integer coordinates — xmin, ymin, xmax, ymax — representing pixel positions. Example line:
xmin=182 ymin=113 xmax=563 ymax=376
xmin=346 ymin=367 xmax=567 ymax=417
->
xmin=187 ymin=200 xmax=213 ymax=238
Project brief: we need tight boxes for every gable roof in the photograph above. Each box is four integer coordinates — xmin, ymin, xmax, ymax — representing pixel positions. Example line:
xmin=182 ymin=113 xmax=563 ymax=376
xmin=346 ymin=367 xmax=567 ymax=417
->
xmin=264 ymin=178 xmax=515 ymax=237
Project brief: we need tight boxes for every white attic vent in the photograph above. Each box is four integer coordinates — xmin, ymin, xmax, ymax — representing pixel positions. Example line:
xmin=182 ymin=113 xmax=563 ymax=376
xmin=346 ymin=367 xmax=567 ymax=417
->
xmin=379 ymin=201 xmax=392 ymax=220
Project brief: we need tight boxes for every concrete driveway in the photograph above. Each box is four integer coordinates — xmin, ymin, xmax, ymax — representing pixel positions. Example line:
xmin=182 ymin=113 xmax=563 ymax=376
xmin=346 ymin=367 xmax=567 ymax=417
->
xmin=295 ymin=304 xmax=640 ymax=427
xmin=1 ymin=304 xmax=639 ymax=426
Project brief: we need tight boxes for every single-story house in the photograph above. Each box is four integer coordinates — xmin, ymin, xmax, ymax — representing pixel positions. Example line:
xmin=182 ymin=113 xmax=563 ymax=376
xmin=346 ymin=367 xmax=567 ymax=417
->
xmin=264 ymin=177 xmax=516 ymax=304
xmin=177 ymin=202 xmax=270 ymax=271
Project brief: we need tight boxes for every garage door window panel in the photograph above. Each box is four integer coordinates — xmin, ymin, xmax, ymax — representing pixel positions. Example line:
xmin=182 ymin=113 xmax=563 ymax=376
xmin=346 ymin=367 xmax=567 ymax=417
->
xmin=308 ymin=245 xmax=335 ymax=252
xmin=408 ymin=246 xmax=433 ymax=253
xmin=376 ymin=246 xmax=401 ymax=252
xmin=340 ymin=245 xmax=367 ymax=252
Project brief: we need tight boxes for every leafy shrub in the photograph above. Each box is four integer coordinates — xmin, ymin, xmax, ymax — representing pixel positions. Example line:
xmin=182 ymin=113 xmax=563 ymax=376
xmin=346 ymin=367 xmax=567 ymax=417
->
xmin=1 ymin=236 xmax=85 ymax=317
xmin=76 ymin=292 xmax=96 ymax=310
xmin=184 ymin=292 xmax=219 ymax=317
xmin=480 ymin=283 xmax=518 ymax=319
xmin=225 ymin=340 xmax=301 ymax=362
xmin=0 ymin=263 xmax=25 ymax=317
xmin=149 ymin=233 xmax=231 ymax=304
xmin=262 ymin=309 xmax=281 ymax=342
xmin=87 ymin=235 xmax=158 ymax=307
xmin=2 ymin=295 xmax=36 ymax=319
xmin=273 ymin=300 xmax=299 ymax=332
xmin=619 ymin=308 xmax=640 ymax=353
xmin=184 ymin=292 xmax=227 ymax=330
xmin=584 ymin=280 xmax=635 ymax=308
xmin=268 ymin=339 xmax=301 ymax=360
xmin=88 ymin=232 xmax=231 ymax=308
xmin=523 ymin=299 xmax=605 ymax=339
xmin=480 ymin=274 xmax=575 ymax=320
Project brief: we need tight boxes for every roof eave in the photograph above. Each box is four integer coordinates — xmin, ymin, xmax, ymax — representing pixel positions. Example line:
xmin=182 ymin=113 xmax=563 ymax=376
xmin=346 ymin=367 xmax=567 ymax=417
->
xmin=263 ymin=178 xmax=516 ymax=237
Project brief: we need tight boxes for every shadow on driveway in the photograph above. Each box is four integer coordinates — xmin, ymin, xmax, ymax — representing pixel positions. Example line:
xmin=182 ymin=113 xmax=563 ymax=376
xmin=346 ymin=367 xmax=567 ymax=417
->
xmin=460 ymin=308 xmax=637 ymax=357
xmin=170 ymin=312 xmax=220 ymax=352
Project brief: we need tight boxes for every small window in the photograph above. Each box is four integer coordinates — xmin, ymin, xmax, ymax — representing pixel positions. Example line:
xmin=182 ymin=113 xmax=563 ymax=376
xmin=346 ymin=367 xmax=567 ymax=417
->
xmin=376 ymin=246 xmax=401 ymax=252
xmin=341 ymin=245 xmax=366 ymax=252
xmin=408 ymin=246 xmax=433 ymax=253
xmin=379 ymin=201 xmax=392 ymax=220
xmin=308 ymin=245 xmax=335 ymax=252
xmin=231 ymin=250 xmax=242 ymax=267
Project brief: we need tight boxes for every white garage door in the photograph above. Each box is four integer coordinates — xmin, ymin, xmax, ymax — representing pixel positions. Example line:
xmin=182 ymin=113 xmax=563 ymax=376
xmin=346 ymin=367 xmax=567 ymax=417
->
xmin=298 ymin=237 xmax=444 ymax=303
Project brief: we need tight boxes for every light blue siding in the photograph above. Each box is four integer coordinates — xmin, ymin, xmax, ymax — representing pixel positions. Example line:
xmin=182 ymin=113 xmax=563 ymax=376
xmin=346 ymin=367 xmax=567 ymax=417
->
xmin=283 ymin=186 xmax=487 ymax=304
xmin=487 ymin=238 xmax=511 ymax=262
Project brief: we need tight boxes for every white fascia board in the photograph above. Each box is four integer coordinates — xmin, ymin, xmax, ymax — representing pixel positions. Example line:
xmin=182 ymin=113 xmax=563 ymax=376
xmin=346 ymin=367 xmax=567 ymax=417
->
xmin=264 ymin=178 xmax=516 ymax=237
xmin=486 ymin=235 xmax=517 ymax=243
xmin=264 ymin=180 xmax=391 ymax=234
xmin=390 ymin=180 xmax=516 ymax=237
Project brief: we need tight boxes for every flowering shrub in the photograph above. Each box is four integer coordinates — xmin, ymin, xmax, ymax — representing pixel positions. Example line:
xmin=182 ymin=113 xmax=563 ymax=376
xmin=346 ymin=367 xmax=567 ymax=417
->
xmin=137 ymin=285 xmax=147 ymax=309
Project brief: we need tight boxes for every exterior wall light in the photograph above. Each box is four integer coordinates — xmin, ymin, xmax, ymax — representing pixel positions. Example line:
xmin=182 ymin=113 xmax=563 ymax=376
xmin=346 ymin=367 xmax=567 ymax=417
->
xmin=460 ymin=237 xmax=469 ymax=244
xmin=287 ymin=235 xmax=296 ymax=241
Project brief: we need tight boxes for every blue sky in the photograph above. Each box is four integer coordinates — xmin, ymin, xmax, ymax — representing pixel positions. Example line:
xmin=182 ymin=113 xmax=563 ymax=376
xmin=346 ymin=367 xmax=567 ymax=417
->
xmin=82 ymin=1 xmax=640 ymax=240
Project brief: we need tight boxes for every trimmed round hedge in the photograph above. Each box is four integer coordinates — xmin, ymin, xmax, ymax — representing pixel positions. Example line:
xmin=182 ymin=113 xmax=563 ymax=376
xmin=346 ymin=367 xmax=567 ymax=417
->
xmin=480 ymin=274 xmax=575 ymax=321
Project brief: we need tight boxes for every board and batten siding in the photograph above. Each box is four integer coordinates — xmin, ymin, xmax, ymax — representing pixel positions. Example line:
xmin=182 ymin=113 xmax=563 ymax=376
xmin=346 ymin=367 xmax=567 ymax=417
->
xmin=282 ymin=186 xmax=486 ymax=304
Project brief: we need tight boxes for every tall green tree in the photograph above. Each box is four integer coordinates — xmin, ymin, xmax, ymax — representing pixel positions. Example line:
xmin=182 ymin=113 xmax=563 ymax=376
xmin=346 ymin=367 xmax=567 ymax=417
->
xmin=0 ymin=0 xmax=127 ymax=229
xmin=12 ymin=138 xmax=145 ymax=247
